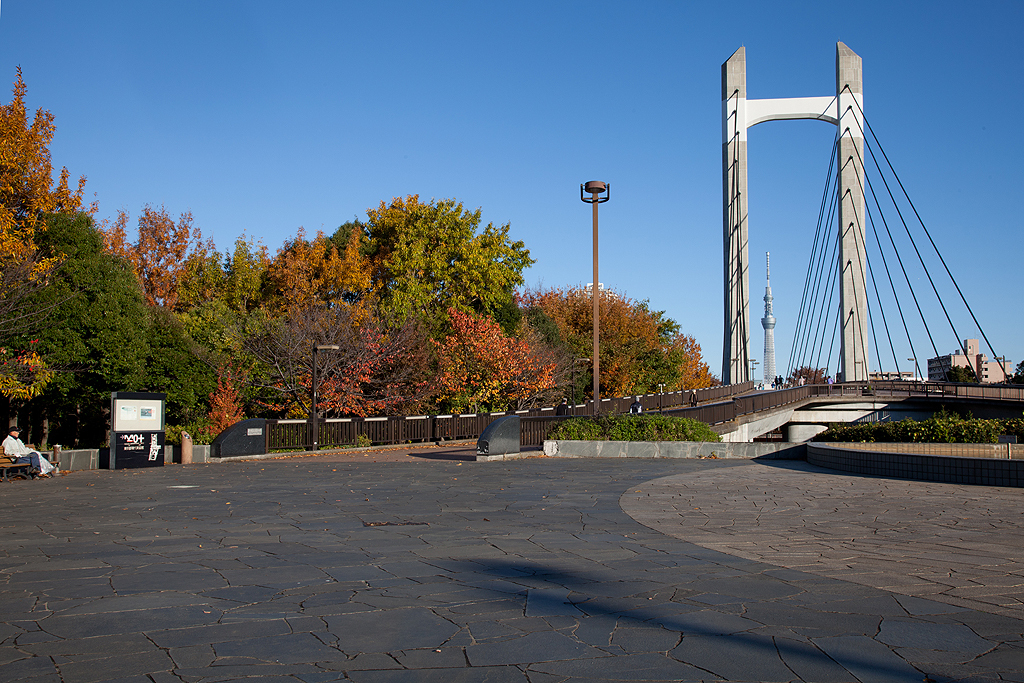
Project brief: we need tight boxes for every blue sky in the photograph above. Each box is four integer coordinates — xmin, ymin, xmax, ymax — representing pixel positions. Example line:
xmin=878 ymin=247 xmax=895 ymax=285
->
xmin=2 ymin=1 xmax=1020 ymax=380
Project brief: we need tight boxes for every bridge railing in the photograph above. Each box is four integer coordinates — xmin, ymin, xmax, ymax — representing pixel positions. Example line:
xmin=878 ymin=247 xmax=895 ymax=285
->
xmin=264 ymin=380 xmax=759 ymax=451
xmin=871 ymin=380 xmax=1024 ymax=402
xmin=263 ymin=379 xmax=1022 ymax=451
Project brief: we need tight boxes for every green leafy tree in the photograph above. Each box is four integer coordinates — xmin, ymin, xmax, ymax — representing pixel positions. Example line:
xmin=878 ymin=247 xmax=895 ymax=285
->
xmin=1012 ymin=360 xmax=1024 ymax=385
xmin=366 ymin=195 xmax=534 ymax=329
xmin=143 ymin=307 xmax=217 ymax=425
xmin=30 ymin=212 xmax=150 ymax=447
xmin=945 ymin=365 xmax=977 ymax=383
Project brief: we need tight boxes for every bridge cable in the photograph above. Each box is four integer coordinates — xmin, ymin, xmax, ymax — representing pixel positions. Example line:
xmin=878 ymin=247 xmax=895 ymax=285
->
xmin=864 ymin=200 xmax=912 ymax=375
xmin=793 ymin=158 xmax=841 ymax=376
xmin=793 ymin=177 xmax=839 ymax=376
xmin=857 ymin=129 xmax=970 ymax=374
xmin=853 ymin=97 xmax=1005 ymax=377
xmin=863 ymin=250 xmax=891 ymax=376
xmin=851 ymin=95 xmax=1005 ymax=379
xmin=789 ymin=134 xmax=840 ymax=378
xmin=836 ymin=119 xmax=941 ymax=365
xmin=812 ymin=224 xmax=843 ymax=373
xmin=824 ymin=271 xmax=843 ymax=379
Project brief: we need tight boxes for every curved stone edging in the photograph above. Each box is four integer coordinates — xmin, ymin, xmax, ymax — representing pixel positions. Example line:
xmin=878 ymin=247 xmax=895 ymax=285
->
xmin=620 ymin=461 xmax=1024 ymax=617
xmin=542 ymin=440 xmax=805 ymax=459
xmin=807 ymin=443 xmax=1024 ymax=487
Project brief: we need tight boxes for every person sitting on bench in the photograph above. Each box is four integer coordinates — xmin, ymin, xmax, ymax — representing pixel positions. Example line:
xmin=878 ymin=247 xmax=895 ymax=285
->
xmin=3 ymin=426 xmax=57 ymax=477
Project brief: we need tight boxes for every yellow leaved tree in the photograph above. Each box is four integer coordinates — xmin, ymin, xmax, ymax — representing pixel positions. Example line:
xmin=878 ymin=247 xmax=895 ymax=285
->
xmin=0 ymin=68 xmax=85 ymax=397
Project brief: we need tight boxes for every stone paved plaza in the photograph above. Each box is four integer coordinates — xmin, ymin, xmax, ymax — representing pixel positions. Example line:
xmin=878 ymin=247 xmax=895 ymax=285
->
xmin=2 ymin=451 xmax=1023 ymax=682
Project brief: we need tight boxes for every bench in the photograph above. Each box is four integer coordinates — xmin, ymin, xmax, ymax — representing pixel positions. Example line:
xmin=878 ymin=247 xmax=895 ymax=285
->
xmin=0 ymin=456 xmax=34 ymax=481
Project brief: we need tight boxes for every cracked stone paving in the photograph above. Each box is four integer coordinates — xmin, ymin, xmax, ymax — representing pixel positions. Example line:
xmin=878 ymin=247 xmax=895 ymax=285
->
xmin=2 ymin=453 xmax=1023 ymax=682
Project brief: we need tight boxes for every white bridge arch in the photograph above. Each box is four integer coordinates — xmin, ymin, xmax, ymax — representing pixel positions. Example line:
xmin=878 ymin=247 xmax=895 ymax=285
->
xmin=722 ymin=42 xmax=869 ymax=385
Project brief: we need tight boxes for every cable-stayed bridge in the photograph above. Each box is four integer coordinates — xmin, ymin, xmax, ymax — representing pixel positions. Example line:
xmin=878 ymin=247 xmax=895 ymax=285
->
xmin=711 ymin=43 xmax=1021 ymax=441
xmin=722 ymin=42 xmax=1009 ymax=390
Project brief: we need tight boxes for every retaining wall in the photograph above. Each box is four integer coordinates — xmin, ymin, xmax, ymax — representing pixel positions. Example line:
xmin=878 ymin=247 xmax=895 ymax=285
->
xmin=55 ymin=445 xmax=212 ymax=471
xmin=807 ymin=443 xmax=1024 ymax=487
xmin=542 ymin=440 xmax=806 ymax=459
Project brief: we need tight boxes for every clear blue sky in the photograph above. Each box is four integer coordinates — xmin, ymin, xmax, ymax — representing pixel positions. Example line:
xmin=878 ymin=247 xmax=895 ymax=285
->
xmin=2 ymin=1 xmax=1020 ymax=380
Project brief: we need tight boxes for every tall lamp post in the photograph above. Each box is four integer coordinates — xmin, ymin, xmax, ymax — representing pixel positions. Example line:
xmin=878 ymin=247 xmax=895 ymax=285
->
xmin=311 ymin=344 xmax=340 ymax=450
xmin=581 ymin=180 xmax=609 ymax=415
xmin=908 ymin=357 xmax=920 ymax=382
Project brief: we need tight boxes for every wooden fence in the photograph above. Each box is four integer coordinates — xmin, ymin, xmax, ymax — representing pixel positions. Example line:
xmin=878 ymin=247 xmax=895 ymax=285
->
xmin=265 ymin=379 xmax=1024 ymax=451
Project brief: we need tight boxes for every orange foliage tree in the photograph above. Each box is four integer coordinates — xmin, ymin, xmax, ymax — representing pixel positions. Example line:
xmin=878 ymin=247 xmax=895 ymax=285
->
xmin=103 ymin=205 xmax=204 ymax=309
xmin=244 ymin=304 xmax=432 ymax=418
xmin=521 ymin=286 xmax=715 ymax=398
xmin=788 ymin=366 xmax=827 ymax=385
xmin=0 ymin=68 xmax=86 ymax=396
xmin=266 ymin=227 xmax=371 ymax=313
xmin=208 ymin=368 xmax=245 ymax=434
xmin=432 ymin=307 xmax=556 ymax=413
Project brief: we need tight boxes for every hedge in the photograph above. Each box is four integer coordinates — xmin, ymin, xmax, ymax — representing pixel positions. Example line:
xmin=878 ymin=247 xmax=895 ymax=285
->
xmin=547 ymin=414 xmax=721 ymax=443
xmin=815 ymin=410 xmax=1024 ymax=444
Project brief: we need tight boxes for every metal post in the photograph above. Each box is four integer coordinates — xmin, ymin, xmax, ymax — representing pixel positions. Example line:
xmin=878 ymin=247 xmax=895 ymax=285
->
xmin=311 ymin=344 xmax=340 ymax=450
xmin=311 ymin=344 xmax=318 ymax=450
xmin=581 ymin=181 xmax=609 ymax=416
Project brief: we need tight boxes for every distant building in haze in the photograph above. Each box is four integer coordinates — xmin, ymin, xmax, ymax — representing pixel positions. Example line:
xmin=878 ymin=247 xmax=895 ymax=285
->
xmin=761 ymin=252 xmax=776 ymax=383
xmin=927 ymin=339 xmax=1012 ymax=383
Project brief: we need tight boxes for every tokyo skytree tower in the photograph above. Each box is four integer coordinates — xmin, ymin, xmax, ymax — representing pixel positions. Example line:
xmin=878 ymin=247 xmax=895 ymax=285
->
xmin=761 ymin=252 xmax=776 ymax=383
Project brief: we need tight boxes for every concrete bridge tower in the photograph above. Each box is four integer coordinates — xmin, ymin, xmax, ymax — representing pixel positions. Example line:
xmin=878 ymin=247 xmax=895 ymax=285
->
xmin=722 ymin=42 xmax=870 ymax=384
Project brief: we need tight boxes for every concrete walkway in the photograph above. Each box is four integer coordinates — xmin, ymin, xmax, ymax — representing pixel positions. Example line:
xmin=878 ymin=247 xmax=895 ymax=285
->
xmin=1 ymin=456 xmax=1021 ymax=682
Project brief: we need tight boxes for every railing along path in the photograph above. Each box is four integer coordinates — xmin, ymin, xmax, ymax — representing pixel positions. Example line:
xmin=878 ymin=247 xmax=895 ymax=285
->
xmin=266 ymin=380 xmax=1024 ymax=451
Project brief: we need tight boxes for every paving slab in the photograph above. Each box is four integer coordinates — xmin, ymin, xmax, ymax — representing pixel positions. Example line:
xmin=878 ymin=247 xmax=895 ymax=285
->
xmin=1 ymin=455 xmax=1022 ymax=681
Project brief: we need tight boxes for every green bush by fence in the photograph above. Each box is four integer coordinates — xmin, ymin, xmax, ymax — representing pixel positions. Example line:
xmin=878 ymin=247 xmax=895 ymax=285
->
xmin=548 ymin=414 xmax=721 ymax=443
xmin=816 ymin=411 xmax=1024 ymax=444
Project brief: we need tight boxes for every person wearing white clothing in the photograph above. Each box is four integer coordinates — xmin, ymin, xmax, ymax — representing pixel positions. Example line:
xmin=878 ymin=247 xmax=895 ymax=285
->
xmin=3 ymin=427 xmax=57 ymax=477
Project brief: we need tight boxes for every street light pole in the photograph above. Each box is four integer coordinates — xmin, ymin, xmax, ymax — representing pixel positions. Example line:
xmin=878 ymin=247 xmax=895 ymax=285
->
xmin=581 ymin=181 xmax=609 ymax=416
xmin=908 ymin=357 xmax=920 ymax=382
xmin=311 ymin=344 xmax=340 ymax=450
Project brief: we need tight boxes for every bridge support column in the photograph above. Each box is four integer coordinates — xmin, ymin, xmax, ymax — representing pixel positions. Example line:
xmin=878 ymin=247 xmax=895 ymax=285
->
xmin=785 ymin=423 xmax=829 ymax=443
xmin=837 ymin=42 xmax=870 ymax=381
xmin=722 ymin=47 xmax=749 ymax=385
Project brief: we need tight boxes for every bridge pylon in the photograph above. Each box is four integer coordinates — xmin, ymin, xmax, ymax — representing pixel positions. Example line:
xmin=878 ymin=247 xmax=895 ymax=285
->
xmin=721 ymin=42 xmax=870 ymax=384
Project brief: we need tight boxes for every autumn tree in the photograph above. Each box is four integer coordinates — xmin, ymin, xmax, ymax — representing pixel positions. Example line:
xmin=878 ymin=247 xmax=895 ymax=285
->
xmin=103 ymin=204 xmax=203 ymax=309
xmin=266 ymin=227 xmax=371 ymax=313
xmin=521 ymin=286 xmax=715 ymax=399
xmin=433 ymin=308 xmax=557 ymax=413
xmin=0 ymin=68 xmax=85 ymax=352
xmin=243 ymin=304 xmax=432 ymax=418
xmin=789 ymin=366 xmax=826 ymax=385
xmin=365 ymin=195 xmax=533 ymax=328
xmin=208 ymin=369 xmax=245 ymax=434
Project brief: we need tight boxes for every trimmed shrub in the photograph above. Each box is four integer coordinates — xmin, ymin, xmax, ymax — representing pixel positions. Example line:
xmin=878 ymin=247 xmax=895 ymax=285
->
xmin=815 ymin=410 xmax=1008 ymax=444
xmin=547 ymin=414 xmax=721 ymax=442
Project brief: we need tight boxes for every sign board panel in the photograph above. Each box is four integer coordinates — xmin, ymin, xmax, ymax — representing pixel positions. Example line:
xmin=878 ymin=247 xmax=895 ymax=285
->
xmin=110 ymin=392 xmax=167 ymax=469
xmin=113 ymin=398 xmax=165 ymax=432
xmin=110 ymin=430 xmax=165 ymax=470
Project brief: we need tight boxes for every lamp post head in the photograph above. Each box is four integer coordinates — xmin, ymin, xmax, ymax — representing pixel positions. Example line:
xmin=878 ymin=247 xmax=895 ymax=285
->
xmin=580 ymin=181 xmax=610 ymax=203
